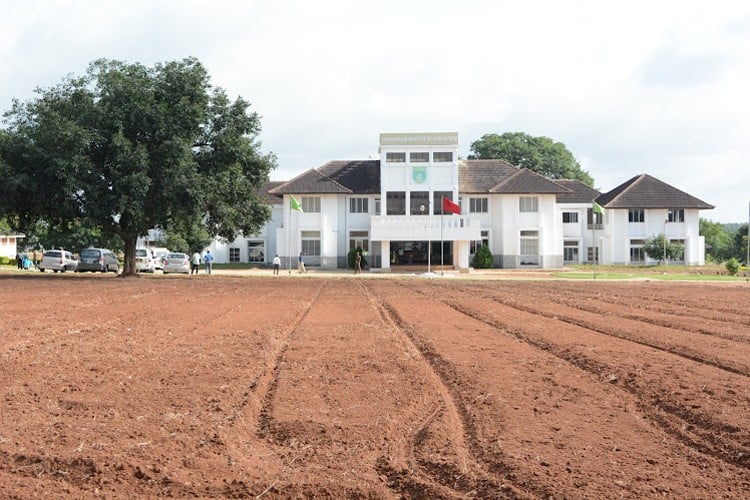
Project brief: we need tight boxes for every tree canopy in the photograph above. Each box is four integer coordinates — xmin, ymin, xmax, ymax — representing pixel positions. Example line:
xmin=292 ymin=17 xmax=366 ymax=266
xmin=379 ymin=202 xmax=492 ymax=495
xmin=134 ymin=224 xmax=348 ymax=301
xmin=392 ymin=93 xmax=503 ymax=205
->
xmin=469 ymin=132 xmax=594 ymax=186
xmin=0 ymin=58 xmax=276 ymax=274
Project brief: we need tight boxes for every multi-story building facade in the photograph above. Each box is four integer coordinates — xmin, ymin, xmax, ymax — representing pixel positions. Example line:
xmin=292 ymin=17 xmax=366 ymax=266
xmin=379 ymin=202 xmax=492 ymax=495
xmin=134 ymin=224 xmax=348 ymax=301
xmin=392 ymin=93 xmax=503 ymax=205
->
xmin=206 ymin=133 xmax=714 ymax=269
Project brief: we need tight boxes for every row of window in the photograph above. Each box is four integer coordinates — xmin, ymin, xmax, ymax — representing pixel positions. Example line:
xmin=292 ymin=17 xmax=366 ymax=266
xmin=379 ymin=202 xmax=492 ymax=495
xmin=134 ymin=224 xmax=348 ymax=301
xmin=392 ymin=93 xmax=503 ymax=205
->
xmin=385 ymin=151 xmax=453 ymax=163
xmin=562 ymin=208 xmax=686 ymax=225
xmin=301 ymin=195 xmax=688 ymax=223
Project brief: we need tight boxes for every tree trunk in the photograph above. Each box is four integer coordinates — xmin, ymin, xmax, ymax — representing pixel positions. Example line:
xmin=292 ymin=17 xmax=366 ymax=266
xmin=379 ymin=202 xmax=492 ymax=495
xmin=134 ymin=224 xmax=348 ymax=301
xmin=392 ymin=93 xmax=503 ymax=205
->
xmin=122 ymin=236 xmax=138 ymax=276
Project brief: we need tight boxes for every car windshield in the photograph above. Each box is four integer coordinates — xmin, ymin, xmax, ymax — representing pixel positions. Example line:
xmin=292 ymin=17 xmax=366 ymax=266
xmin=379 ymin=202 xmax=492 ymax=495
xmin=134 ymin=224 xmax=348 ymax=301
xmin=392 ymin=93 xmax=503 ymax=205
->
xmin=136 ymin=249 xmax=149 ymax=257
xmin=45 ymin=251 xmax=62 ymax=258
xmin=167 ymin=253 xmax=185 ymax=259
xmin=80 ymin=249 xmax=100 ymax=258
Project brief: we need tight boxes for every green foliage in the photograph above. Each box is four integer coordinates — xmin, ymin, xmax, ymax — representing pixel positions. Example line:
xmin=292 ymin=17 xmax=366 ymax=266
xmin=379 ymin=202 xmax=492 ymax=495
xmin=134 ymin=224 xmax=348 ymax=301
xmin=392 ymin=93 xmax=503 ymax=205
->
xmin=734 ymin=223 xmax=749 ymax=264
xmin=347 ymin=247 xmax=367 ymax=268
xmin=725 ymin=258 xmax=740 ymax=276
xmin=471 ymin=245 xmax=493 ymax=268
xmin=642 ymin=234 xmax=684 ymax=263
xmin=700 ymin=218 xmax=735 ymax=262
xmin=0 ymin=57 xmax=276 ymax=275
xmin=469 ymin=132 xmax=594 ymax=186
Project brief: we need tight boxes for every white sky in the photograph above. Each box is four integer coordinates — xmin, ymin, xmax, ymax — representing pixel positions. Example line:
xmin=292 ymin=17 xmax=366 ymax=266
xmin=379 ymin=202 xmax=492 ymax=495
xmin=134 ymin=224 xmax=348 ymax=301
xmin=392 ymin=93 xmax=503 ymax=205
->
xmin=2 ymin=0 xmax=749 ymax=222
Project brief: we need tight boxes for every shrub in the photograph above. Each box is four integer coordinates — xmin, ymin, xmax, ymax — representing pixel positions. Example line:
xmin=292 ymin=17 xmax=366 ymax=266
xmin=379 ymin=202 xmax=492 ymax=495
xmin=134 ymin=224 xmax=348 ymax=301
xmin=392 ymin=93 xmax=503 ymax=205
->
xmin=472 ymin=245 xmax=493 ymax=269
xmin=0 ymin=256 xmax=10 ymax=265
xmin=726 ymin=257 xmax=740 ymax=276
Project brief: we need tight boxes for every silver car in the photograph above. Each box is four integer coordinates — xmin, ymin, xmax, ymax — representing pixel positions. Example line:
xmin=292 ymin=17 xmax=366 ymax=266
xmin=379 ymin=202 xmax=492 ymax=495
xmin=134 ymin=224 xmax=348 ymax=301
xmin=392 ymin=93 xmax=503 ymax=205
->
xmin=162 ymin=252 xmax=191 ymax=274
xmin=38 ymin=250 xmax=78 ymax=273
xmin=76 ymin=248 xmax=120 ymax=273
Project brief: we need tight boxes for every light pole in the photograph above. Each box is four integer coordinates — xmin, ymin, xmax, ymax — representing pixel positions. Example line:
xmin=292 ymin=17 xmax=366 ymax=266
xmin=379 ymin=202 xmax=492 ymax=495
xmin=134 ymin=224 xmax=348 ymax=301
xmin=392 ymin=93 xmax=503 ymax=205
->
xmin=662 ymin=219 xmax=669 ymax=268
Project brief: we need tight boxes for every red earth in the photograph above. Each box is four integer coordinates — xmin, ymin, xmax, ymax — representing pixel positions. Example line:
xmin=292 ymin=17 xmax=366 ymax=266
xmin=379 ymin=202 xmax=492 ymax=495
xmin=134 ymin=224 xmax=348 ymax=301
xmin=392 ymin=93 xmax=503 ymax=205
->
xmin=1 ymin=271 xmax=748 ymax=498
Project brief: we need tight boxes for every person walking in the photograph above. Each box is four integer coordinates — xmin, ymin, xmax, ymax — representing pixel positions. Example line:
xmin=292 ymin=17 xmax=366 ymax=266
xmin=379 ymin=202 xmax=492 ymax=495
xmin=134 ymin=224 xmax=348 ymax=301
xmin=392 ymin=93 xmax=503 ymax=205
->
xmin=298 ymin=252 xmax=306 ymax=273
xmin=272 ymin=254 xmax=281 ymax=275
xmin=203 ymin=250 xmax=214 ymax=275
xmin=190 ymin=251 xmax=201 ymax=275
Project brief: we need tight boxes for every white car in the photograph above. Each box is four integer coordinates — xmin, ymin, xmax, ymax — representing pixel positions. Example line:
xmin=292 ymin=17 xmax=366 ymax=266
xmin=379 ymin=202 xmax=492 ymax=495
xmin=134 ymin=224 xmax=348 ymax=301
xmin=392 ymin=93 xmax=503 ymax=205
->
xmin=135 ymin=248 xmax=155 ymax=273
xmin=38 ymin=250 xmax=78 ymax=273
xmin=162 ymin=252 xmax=191 ymax=274
xmin=149 ymin=248 xmax=170 ymax=270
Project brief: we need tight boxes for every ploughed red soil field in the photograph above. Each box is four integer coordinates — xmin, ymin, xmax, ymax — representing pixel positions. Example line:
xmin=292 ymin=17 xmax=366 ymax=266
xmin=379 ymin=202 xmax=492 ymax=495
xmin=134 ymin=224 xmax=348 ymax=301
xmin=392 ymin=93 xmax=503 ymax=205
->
xmin=1 ymin=273 xmax=748 ymax=498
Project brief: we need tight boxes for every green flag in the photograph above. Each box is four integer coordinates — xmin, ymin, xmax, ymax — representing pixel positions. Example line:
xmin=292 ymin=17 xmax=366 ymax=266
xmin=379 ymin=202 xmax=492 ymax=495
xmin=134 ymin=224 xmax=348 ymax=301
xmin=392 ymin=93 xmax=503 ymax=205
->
xmin=592 ymin=200 xmax=605 ymax=215
xmin=290 ymin=195 xmax=303 ymax=212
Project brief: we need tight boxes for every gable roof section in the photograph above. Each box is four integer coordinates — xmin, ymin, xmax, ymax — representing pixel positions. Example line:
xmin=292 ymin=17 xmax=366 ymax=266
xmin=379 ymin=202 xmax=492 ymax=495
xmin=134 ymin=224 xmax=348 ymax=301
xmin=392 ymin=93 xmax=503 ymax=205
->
xmin=269 ymin=160 xmax=380 ymax=195
xmin=458 ymin=160 xmax=570 ymax=194
xmin=458 ymin=160 xmax=517 ymax=193
xmin=555 ymin=179 xmax=601 ymax=203
xmin=490 ymin=168 xmax=571 ymax=194
xmin=596 ymin=174 xmax=714 ymax=210
xmin=260 ymin=181 xmax=284 ymax=204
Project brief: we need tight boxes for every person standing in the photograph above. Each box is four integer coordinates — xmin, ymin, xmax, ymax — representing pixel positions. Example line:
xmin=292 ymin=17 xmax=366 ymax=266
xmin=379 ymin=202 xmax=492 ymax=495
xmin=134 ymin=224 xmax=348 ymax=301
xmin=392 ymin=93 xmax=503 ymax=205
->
xmin=190 ymin=251 xmax=201 ymax=275
xmin=354 ymin=252 xmax=362 ymax=274
xmin=298 ymin=252 xmax=306 ymax=273
xmin=203 ymin=250 xmax=214 ymax=274
xmin=272 ymin=254 xmax=281 ymax=275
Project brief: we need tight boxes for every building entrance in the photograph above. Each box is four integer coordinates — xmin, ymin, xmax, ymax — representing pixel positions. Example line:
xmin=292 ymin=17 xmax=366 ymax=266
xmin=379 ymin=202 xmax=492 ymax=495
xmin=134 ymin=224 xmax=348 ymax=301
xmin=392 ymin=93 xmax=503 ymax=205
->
xmin=390 ymin=241 xmax=452 ymax=266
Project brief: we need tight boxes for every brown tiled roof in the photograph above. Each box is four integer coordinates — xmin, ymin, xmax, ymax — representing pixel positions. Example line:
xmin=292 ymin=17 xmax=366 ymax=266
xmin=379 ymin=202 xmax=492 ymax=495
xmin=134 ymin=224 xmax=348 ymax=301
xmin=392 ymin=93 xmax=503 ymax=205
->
xmin=596 ymin=174 xmax=714 ymax=209
xmin=458 ymin=160 xmax=517 ymax=193
xmin=268 ymin=160 xmax=380 ymax=195
xmin=490 ymin=169 xmax=571 ymax=194
xmin=458 ymin=160 xmax=570 ymax=194
xmin=260 ymin=181 xmax=284 ymax=204
xmin=555 ymin=179 xmax=601 ymax=203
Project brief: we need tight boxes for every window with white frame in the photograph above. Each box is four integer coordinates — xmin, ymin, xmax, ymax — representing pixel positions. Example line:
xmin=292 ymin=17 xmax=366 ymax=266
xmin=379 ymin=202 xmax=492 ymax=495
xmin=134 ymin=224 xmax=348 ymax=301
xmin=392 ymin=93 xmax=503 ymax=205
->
xmin=519 ymin=230 xmax=539 ymax=265
xmin=433 ymin=151 xmax=453 ymax=162
xmin=349 ymin=197 xmax=368 ymax=213
xmin=349 ymin=230 xmax=369 ymax=252
xmin=469 ymin=197 xmax=488 ymax=213
xmin=374 ymin=197 xmax=381 ymax=215
xmin=409 ymin=152 xmax=429 ymax=162
xmin=301 ymin=196 xmax=320 ymax=213
xmin=563 ymin=240 xmax=579 ymax=262
xmin=587 ymin=208 xmax=603 ymax=229
xmin=386 ymin=192 xmax=405 ymax=215
xmin=629 ymin=209 xmax=645 ymax=223
xmin=247 ymin=240 xmax=265 ymax=263
xmin=433 ymin=191 xmax=453 ymax=215
xmin=519 ymin=196 xmax=539 ymax=213
xmin=410 ymin=191 xmax=429 ymax=215
xmin=386 ymin=152 xmax=406 ymax=163
xmin=562 ymin=211 xmax=578 ymax=223
xmin=587 ymin=246 xmax=599 ymax=262
xmin=470 ymin=230 xmax=489 ymax=255
xmin=301 ymin=231 xmax=321 ymax=257
xmin=629 ymin=239 xmax=645 ymax=263
xmin=668 ymin=209 xmax=685 ymax=222
xmin=229 ymin=247 xmax=241 ymax=263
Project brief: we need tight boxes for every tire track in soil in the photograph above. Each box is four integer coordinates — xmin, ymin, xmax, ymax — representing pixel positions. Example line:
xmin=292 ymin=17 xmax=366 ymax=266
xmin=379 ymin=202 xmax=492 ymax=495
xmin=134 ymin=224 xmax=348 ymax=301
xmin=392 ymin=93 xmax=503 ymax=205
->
xmin=360 ymin=281 xmax=545 ymax=499
xmin=401 ymin=282 xmax=750 ymax=471
xmin=0 ymin=279 xmax=317 ymax=498
xmin=465 ymin=283 xmax=750 ymax=378
xmin=531 ymin=282 xmax=750 ymax=336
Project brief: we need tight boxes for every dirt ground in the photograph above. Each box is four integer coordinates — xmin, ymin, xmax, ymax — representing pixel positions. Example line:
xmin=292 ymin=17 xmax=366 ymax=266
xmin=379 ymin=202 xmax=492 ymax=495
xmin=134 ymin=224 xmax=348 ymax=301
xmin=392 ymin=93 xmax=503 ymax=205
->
xmin=1 ymin=271 xmax=748 ymax=498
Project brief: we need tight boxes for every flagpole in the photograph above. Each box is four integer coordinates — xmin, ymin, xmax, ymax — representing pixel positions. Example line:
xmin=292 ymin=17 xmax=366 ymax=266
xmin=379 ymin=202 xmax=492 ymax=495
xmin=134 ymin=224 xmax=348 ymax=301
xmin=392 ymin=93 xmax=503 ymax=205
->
xmin=427 ymin=200 xmax=432 ymax=274
xmin=287 ymin=196 xmax=291 ymax=274
xmin=441 ymin=198 xmax=444 ymax=276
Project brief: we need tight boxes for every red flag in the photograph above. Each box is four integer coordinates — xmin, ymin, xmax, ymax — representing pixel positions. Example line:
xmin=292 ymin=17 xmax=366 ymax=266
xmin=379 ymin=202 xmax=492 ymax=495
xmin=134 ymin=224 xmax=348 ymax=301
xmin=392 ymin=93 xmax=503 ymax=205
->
xmin=442 ymin=196 xmax=461 ymax=215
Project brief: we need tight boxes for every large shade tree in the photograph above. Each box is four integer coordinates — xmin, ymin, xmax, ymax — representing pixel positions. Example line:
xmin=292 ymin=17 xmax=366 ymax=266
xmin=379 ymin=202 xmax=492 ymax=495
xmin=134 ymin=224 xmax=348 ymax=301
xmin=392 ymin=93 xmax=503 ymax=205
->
xmin=0 ymin=58 xmax=276 ymax=275
xmin=469 ymin=132 xmax=594 ymax=186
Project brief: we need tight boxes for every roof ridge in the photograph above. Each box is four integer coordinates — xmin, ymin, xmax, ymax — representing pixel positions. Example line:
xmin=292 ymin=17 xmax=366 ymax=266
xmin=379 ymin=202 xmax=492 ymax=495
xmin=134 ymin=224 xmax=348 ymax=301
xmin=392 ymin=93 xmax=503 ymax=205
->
xmin=605 ymin=173 xmax=645 ymax=206
xmin=311 ymin=167 xmax=354 ymax=194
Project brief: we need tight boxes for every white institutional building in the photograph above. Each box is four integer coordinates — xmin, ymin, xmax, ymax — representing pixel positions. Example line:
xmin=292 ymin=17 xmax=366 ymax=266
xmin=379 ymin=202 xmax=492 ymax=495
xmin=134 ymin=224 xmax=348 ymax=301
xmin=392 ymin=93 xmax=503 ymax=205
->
xmin=206 ymin=132 xmax=714 ymax=270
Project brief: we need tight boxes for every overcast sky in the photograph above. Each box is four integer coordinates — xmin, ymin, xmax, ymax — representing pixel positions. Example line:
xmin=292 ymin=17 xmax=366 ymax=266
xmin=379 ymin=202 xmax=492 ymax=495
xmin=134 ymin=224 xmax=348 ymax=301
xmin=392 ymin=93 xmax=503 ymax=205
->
xmin=2 ymin=1 xmax=749 ymax=222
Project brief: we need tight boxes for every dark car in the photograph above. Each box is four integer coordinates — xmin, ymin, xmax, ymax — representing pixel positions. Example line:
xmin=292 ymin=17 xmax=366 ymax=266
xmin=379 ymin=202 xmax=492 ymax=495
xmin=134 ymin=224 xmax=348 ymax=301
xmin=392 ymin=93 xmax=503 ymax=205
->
xmin=75 ymin=248 xmax=120 ymax=273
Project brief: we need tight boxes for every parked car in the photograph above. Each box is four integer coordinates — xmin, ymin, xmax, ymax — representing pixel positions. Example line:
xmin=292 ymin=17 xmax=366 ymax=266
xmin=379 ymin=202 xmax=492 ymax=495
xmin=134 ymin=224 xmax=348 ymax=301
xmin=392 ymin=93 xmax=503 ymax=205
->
xmin=149 ymin=247 xmax=170 ymax=270
xmin=38 ymin=250 xmax=78 ymax=273
xmin=162 ymin=252 xmax=191 ymax=274
xmin=136 ymin=247 xmax=155 ymax=273
xmin=76 ymin=248 xmax=120 ymax=273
